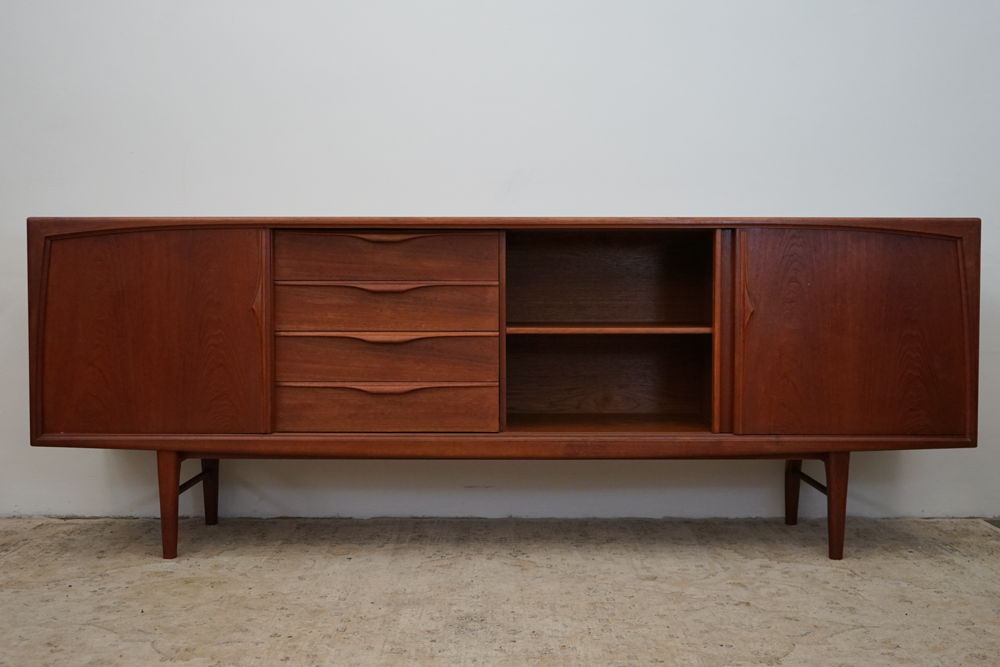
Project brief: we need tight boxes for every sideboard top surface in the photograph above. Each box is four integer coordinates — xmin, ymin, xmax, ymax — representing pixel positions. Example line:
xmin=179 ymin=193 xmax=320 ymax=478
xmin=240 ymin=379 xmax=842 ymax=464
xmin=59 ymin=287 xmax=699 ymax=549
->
xmin=27 ymin=217 xmax=980 ymax=239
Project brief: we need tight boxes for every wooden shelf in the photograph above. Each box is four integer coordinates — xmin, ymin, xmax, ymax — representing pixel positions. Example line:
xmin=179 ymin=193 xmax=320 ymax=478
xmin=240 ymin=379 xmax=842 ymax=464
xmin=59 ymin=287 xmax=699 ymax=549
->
xmin=506 ymin=322 xmax=712 ymax=335
xmin=505 ymin=413 xmax=711 ymax=433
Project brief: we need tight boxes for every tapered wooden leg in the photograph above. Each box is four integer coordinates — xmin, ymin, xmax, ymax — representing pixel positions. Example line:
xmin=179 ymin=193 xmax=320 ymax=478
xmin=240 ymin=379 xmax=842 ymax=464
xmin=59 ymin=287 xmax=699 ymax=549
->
xmin=157 ymin=451 xmax=181 ymax=559
xmin=825 ymin=452 xmax=851 ymax=560
xmin=201 ymin=459 xmax=220 ymax=526
xmin=784 ymin=459 xmax=803 ymax=525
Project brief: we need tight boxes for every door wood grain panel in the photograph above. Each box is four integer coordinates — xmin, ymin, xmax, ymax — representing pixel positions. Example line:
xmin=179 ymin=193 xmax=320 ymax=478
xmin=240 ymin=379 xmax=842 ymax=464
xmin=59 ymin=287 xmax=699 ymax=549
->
xmin=42 ymin=229 xmax=268 ymax=434
xmin=737 ymin=228 xmax=968 ymax=435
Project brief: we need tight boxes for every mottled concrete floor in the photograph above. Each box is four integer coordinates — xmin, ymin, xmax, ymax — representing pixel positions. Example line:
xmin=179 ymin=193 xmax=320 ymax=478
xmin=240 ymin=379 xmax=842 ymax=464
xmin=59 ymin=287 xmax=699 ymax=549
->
xmin=2 ymin=518 xmax=999 ymax=666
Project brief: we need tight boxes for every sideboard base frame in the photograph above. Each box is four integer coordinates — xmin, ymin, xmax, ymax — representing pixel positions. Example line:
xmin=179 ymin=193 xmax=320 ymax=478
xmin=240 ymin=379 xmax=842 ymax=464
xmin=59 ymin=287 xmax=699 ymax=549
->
xmin=153 ymin=450 xmax=852 ymax=560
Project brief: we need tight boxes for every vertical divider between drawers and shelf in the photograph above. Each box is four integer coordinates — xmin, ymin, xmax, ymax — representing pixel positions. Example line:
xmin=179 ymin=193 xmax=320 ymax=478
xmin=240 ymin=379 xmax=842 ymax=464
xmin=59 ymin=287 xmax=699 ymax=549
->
xmin=499 ymin=231 xmax=507 ymax=432
xmin=712 ymin=229 xmax=735 ymax=434
xmin=713 ymin=230 xmax=721 ymax=433
xmin=263 ymin=227 xmax=276 ymax=434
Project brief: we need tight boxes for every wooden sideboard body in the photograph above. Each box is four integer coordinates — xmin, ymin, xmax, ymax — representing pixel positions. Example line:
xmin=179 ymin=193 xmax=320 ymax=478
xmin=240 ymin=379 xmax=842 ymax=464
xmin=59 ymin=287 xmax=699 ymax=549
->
xmin=27 ymin=218 xmax=981 ymax=559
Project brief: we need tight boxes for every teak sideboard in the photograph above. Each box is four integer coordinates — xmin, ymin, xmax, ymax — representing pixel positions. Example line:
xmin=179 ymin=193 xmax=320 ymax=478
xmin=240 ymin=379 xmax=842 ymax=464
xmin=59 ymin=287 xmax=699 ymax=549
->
xmin=27 ymin=218 xmax=981 ymax=559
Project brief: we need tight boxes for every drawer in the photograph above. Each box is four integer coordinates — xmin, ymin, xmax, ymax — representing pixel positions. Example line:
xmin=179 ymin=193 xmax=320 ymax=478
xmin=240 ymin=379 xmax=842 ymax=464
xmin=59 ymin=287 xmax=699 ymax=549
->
xmin=275 ymin=383 xmax=499 ymax=432
xmin=274 ymin=231 xmax=499 ymax=281
xmin=276 ymin=333 xmax=499 ymax=382
xmin=275 ymin=283 xmax=499 ymax=331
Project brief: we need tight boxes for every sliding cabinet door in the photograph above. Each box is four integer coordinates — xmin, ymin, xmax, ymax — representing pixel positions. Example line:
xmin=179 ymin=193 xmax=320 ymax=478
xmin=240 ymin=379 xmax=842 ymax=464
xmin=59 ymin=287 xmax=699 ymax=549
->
xmin=41 ymin=228 xmax=270 ymax=434
xmin=735 ymin=227 xmax=973 ymax=436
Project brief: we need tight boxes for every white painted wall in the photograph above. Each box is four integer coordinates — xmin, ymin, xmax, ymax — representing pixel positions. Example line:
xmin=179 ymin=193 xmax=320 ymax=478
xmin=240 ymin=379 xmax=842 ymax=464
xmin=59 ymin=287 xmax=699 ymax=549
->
xmin=2 ymin=1 xmax=998 ymax=520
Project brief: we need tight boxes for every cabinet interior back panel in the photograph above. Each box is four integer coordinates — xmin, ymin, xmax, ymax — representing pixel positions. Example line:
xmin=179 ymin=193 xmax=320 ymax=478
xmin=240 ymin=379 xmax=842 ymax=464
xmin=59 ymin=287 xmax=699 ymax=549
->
xmin=506 ymin=231 xmax=714 ymax=325
xmin=506 ymin=334 xmax=712 ymax=426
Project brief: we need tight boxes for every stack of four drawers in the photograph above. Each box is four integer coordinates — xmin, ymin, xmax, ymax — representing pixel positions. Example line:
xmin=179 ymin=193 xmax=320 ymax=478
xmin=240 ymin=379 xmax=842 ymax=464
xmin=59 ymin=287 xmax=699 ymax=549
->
xmin=273 ymin=231 xmax=501 ymax=432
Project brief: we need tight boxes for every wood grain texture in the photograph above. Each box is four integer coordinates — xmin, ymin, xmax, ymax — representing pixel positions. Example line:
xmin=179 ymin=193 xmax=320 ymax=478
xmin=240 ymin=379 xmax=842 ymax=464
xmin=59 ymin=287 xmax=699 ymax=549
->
xmin=274 ymin=231 xmax=499 ymax=281
xmin=784 ymin=459 xmax=803 ymax=525
xmin=27 ymin=218 xmax=980 ymax=562
xmin=275 ymin=383 xmax=499 ymax=432
xmin=201 ymin=458 xmax=220 ymax=525
xmin=956 ymin=223 xmax=981 ymax=441
xmin=41 ymin=229 xmax=268 ymax=434
xmin=506 ymin=324 xmax=712 ymax=334
xmin=713 ymin=230 xmax=723 ymax=432
xmin=506 ymin=334 xmax=712 ymax=428
xmin=499 ymin=232 xmax=507 ymax=431
xmin=733 ymin=232 xmax=749 ymax=432
xmin=29 ymin=217 xmax=981 ymax=236
xmin=25 ymin=220 xmax=979 ymax=451
xmin=825 ymin=452 xmax=850 ymax=560
xmin=29 ymin=217 xmax=978 ymax=444
xmin=714 ymin=230 xmax=736 ymax=433
xmin=505 ymin=413 xmax=710 ymax=433
xmin=260 ymin=230 xmax=274 ymax=433
xmin=157 ymin=451 xmax=181 ymax=559
xmin=275 ymin=284 xmax=499 ymax=331
xmin=275 ymin=334 xmax=498 ymax=382
xmin=27 ymin=221 xmax=53 ymax=442
xmin=36 ymin=432 xmax=973 ymax=457
xmin=506 ymin=231 xmax=714 ymax=325
xmin=738 ymin=229 xmax=968 ymax=436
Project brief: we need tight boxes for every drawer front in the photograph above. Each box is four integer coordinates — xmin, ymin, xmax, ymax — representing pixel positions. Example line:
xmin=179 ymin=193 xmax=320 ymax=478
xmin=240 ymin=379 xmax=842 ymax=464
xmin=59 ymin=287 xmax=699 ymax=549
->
xmin=275 ymin=284 xmax=499 ymax=331
xmin=274 ymin=231 xmax=499 ymax=281
xmin=276 ymin=333 xmax=499 ymax=382
xmin=276 ymin=383 xmax=499 ymax=432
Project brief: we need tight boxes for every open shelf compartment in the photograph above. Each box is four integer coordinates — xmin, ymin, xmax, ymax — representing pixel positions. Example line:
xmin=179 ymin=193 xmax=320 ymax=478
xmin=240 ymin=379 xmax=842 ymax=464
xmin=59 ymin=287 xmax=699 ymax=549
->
xmin=505 ymin=229 xmax=715 ymax=327
xmin=505 ymin=334 xmax=713 ymax=433
xmin=503 ymin=229 xmax=719 ymax=433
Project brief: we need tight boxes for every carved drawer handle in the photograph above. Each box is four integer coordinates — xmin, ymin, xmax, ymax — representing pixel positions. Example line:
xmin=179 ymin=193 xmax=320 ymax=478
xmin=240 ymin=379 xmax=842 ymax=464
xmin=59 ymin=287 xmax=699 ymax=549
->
xmin=347 ymin=383 xmax=435 ymax=395
xmin=346 ymin=282 xmax=433 ymax=293
xmin=278 ymin=381 xmax=492 ymax=394
xmin=339 ymin=383 xmax=488 ymax=395
xmin=340 ymin=333 xmax=430 ymax=343
xmin=345 ymin=233 xmax=432 ymax=243
xmin=277 ymin=280 xmax=495 ymax=290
